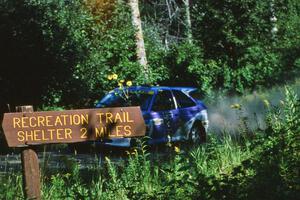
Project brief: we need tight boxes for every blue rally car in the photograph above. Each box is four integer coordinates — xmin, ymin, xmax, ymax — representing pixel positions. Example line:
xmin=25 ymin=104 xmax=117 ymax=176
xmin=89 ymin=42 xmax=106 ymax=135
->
xmin=96 ymin=86 xmax=209 ymax=147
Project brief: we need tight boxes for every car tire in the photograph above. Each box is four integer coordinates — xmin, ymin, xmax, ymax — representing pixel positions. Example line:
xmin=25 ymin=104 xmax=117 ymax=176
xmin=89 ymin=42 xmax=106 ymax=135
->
xmin=189 ymin=121 xmax=206 ymax=144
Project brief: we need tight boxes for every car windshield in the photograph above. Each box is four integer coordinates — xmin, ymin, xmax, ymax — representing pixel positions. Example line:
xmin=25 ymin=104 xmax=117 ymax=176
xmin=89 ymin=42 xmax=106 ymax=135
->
xmin=97 ymin=90 xmax=154 ymax=111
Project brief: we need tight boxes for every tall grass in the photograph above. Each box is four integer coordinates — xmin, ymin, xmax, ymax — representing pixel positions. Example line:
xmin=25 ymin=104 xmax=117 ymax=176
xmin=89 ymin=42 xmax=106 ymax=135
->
xmin=190 ymin=135 xmax=251 ymax=178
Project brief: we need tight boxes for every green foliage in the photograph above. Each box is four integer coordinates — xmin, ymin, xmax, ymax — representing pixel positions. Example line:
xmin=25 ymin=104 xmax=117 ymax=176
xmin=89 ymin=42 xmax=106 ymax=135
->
xmin=190 ymin=0 xmax=300 ymax=94
xmin=164 ymin=42 xmax=204 ymax=86
xmin=1 ymin=0 xmax=300 ymax=110
xmin=141 ymin=0 xmax=300 ymax=95
xmin=0 ymin=0 xmax=90 ymax=107
xmin=0 ymin=174 xmax=23 ymax=199
xmin=73 ymin=3 xmax=146 ymax=100
xmin=143 ymin=22 xmax=170 ymax=83
xmin=160 ymin=148 xmax=196 ymax=199
xmin=0 ymin=0 xmax=155 ymax=109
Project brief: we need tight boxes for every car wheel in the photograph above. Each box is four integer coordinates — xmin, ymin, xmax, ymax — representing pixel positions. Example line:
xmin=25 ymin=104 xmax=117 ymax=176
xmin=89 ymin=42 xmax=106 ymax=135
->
xmin=189 ymin=121 xmax=206 ymax=144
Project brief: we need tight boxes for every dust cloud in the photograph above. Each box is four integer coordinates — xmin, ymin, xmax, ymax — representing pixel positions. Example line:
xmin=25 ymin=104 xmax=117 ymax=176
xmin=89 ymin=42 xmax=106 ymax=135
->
xmin=206 ymin=83 xmax=300 ymax=135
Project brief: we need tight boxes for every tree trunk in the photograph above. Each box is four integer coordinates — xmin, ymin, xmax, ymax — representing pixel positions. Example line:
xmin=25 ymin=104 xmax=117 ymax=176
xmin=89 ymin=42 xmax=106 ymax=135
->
xmin=128 ymin=0 xmax=150 ymax=82
xmin=183 ymin=0 xmax=192 ymax=43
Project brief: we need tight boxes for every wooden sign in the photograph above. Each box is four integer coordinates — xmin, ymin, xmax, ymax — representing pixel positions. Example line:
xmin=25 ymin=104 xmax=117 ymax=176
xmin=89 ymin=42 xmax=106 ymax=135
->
xmin=2 ymin=106 xmax=146 ymax=147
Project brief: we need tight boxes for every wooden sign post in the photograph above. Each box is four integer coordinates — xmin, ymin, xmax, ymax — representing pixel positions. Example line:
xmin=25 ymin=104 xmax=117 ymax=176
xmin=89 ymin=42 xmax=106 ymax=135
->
xmin=1 ymin=106 xmax=146 ymax=200
xmin=17 ymin=106 xmax=41 ymax=200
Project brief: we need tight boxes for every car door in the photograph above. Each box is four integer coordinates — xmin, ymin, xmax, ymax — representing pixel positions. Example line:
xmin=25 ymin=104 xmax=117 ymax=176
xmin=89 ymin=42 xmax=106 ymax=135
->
xmin=149 ymin=90 xmax=177 ymax=143
xmin=172 ymin=90 xmax=199 ymax=139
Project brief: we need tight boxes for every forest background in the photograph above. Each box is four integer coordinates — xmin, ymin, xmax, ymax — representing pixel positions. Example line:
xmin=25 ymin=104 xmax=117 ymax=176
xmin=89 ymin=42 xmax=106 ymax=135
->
xmin=0 ymin=0 xmax=300 ymax=111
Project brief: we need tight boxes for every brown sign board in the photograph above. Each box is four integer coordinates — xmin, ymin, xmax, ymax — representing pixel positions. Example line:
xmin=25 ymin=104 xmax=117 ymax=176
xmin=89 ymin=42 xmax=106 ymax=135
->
xmin=1 ymin=106 xmax=146 ymax=147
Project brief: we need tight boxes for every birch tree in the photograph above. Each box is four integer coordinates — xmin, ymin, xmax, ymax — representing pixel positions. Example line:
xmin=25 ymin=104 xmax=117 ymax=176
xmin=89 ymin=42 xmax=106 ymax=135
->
xmin=183 ymin=0 xmax=192 ymax=43
xmin=128 ymin=0 xmax=150 ymax=82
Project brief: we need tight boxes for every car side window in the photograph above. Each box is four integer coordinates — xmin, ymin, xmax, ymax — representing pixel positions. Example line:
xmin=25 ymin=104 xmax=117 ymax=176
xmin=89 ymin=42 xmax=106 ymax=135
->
xmin=152 ymin=90 xmax=175 ymax=112
xmin=173 ymin=90 xmax=196 ymax=108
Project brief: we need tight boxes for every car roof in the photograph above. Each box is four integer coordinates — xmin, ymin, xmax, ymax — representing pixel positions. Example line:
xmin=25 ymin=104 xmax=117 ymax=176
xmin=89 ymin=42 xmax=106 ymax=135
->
xmin=113 ymin=86 xmax=197 ymax=93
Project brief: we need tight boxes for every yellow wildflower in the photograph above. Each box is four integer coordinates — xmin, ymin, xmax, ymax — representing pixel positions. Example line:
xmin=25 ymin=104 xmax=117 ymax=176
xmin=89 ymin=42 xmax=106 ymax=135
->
xmin=230 ymin=103 xmax=241 ymax=110
xmin=126 ymin=80 xmax=133 ymax=87
xmin=119 ymin=79 xmax=125 ymax=83
xmin=118 ymin=82 xmax=123 ymax=88
xmin=174 ymin=146 xmax=180 ymax=153
xmin=107 ymin=74 xmax=113 ymax=80
xmin=112 ymin=74 xmax=118 ymax=80
xmin=131 ymin=148 xmax=137 ymax=155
